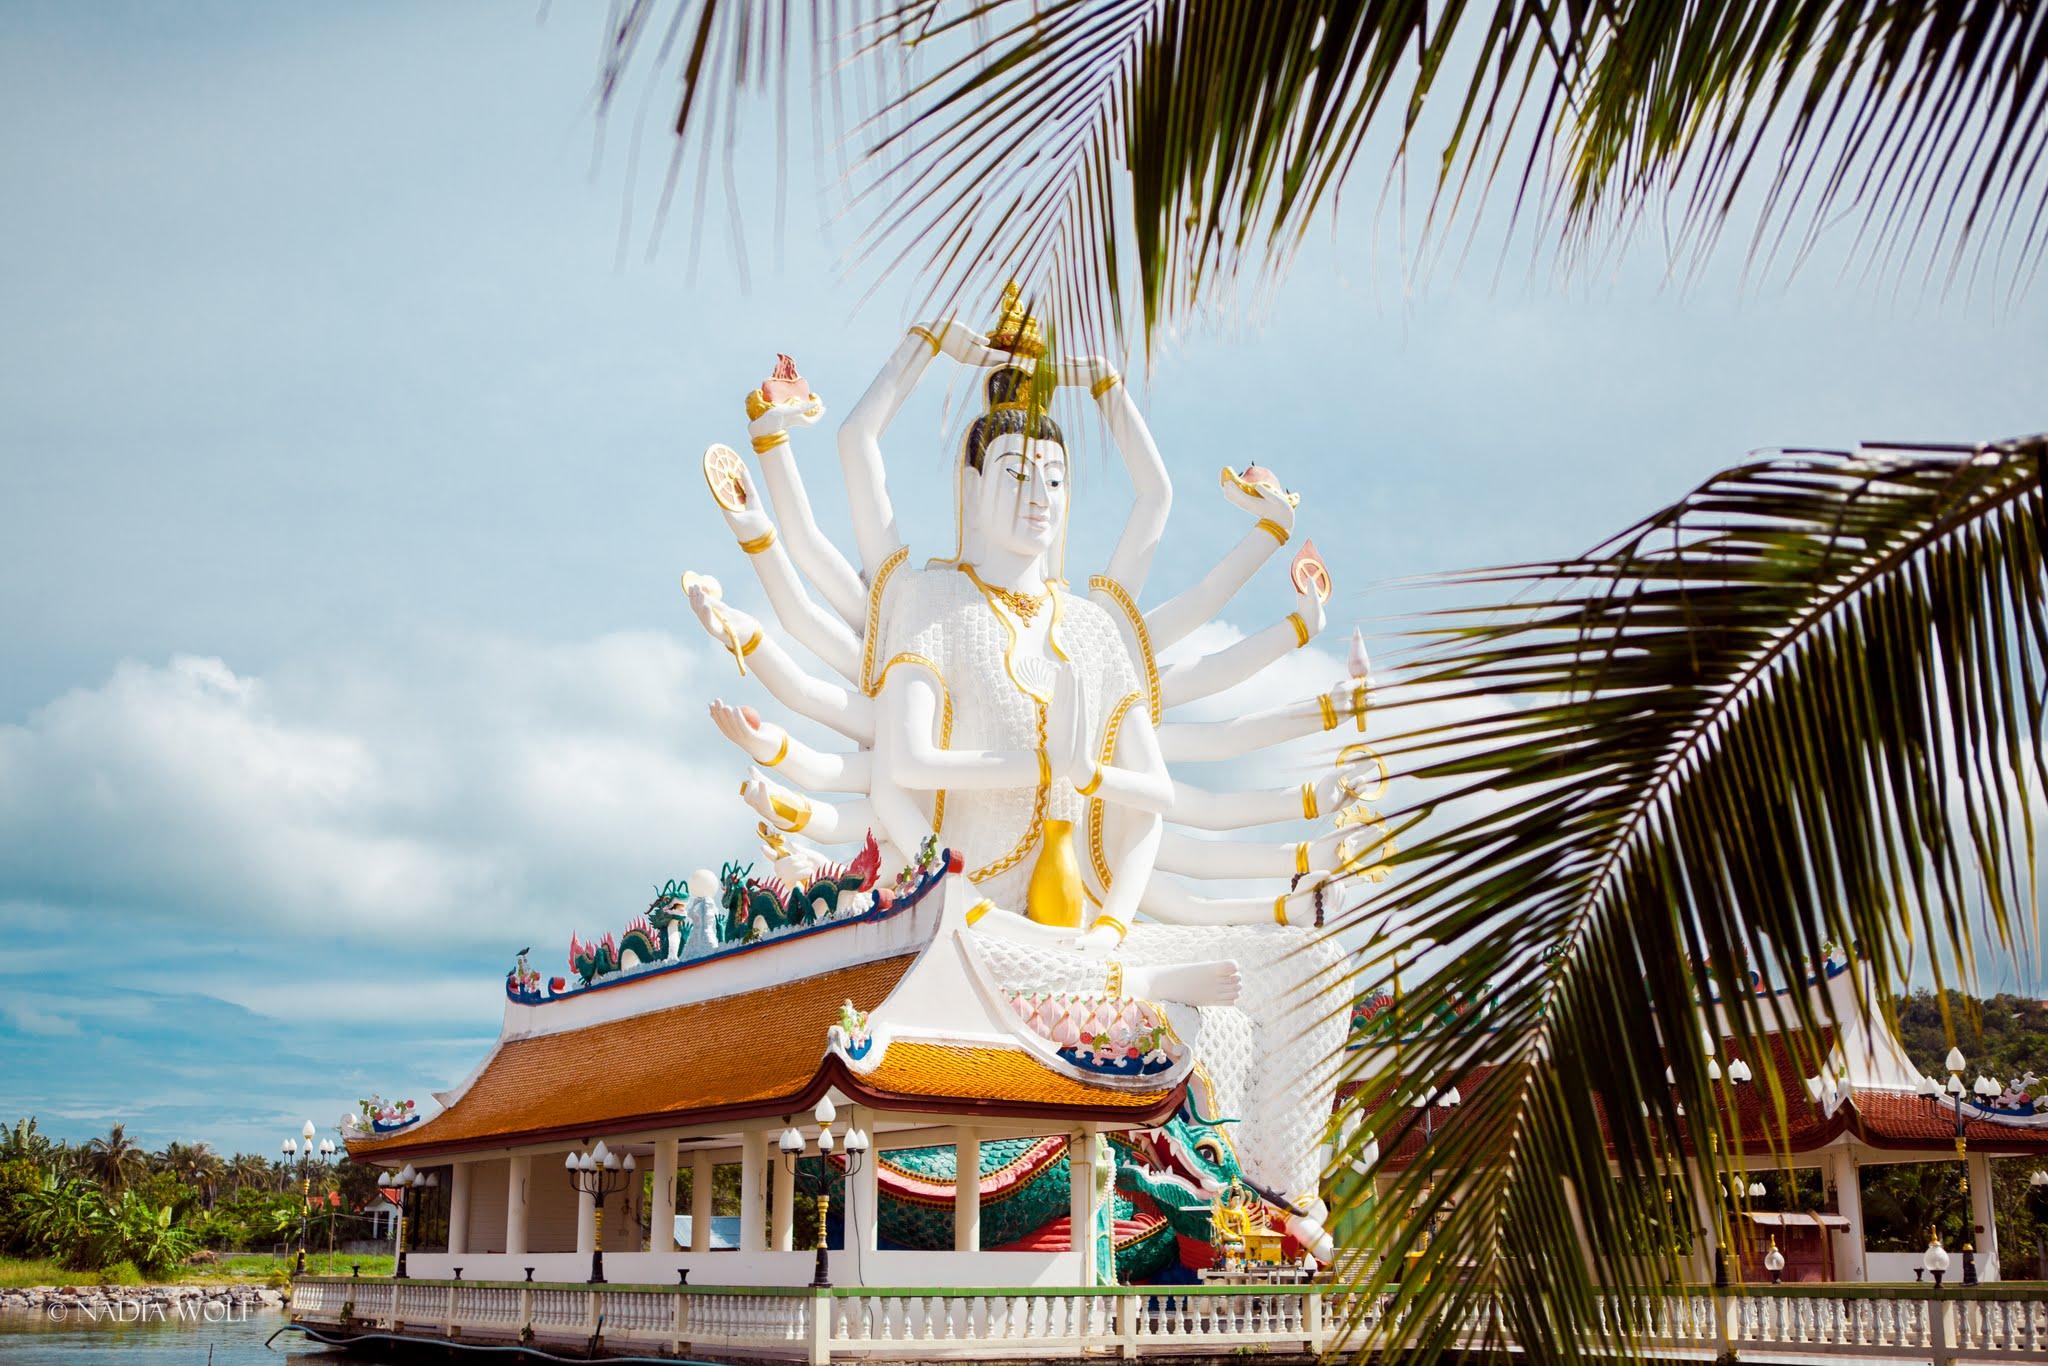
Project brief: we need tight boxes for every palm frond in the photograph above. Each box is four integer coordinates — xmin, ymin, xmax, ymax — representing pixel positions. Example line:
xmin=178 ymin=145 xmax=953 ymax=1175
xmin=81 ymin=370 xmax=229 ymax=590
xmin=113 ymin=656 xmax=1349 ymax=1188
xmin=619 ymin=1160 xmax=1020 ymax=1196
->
xmin=601 ymin=2 xmax=2048 ymax=352
xmin=1323 ymin=436 xmax=2048 ymax=1358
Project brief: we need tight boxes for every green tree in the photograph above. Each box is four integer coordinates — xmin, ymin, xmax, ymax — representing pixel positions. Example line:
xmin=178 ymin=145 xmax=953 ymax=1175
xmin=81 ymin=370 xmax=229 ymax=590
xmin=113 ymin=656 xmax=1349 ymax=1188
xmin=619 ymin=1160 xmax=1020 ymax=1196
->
xmin=80 ymin=1124 xmax=147 ymax=1198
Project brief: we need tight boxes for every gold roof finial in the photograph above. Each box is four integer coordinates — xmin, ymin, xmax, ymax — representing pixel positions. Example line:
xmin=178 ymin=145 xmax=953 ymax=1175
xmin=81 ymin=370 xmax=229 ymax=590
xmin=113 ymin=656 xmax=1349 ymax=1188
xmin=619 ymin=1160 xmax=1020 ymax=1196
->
xmin=988 ymin=281 xmax=1047 ymax=360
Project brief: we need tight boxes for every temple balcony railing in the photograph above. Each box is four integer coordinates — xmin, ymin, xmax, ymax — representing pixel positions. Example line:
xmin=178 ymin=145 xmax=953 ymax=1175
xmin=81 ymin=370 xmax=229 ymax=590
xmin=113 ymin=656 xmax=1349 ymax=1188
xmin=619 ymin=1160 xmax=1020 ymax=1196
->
xmin=290 ymin=1278 xmax=1328 ymax=1362
xmin=294 ymin=1277 xmax=2048 ymax=1363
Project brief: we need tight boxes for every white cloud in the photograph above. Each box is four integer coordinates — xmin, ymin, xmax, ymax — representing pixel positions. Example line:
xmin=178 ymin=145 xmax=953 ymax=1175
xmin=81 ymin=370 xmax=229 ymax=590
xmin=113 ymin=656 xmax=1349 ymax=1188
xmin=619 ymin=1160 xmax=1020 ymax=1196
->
xmin=0 ymin=631 xmax=756 ymax=946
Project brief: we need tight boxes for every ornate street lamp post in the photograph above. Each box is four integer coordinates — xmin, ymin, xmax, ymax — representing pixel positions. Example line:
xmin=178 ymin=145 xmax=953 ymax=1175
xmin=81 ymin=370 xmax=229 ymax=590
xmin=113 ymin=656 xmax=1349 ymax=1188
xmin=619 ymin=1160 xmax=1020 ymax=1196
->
xmin=566 ymin=1141 xmax=635 ymax=1284
xmin=1405 ymin=1083 xmax=1462 ymax=1250
xmin=1916 ymin=1046 xmax=2001 ymax=1286
xmin=282 ymin=1122 xmax=337 ymax=1276
xmin=378 ymin=1165 xmax=437 ymax=1280
xmin=780 ymin=1096 xmax=869 ymax=1288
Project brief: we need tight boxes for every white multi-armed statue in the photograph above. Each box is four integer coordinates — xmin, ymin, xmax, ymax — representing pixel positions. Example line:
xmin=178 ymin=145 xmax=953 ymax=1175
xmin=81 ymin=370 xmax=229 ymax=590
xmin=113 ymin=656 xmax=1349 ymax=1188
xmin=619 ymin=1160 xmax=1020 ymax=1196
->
xmin=681 ymin=289 xmax=1390 ymax=1260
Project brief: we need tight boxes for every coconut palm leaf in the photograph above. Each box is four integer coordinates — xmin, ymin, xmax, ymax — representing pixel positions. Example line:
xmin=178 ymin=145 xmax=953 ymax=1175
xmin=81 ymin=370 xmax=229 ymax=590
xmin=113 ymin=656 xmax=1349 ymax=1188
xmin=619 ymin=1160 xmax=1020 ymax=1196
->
xmin=599 ymin=2 xmax=2048 ymax=352
xmin=1320 ymin=436 xmax=2047 ymax=1358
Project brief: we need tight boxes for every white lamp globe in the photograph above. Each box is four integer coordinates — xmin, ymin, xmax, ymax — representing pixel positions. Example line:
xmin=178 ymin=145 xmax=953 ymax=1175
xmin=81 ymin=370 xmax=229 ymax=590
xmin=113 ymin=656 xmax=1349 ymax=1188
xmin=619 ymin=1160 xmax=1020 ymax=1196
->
xmin=818 ymin=1128 xmax=836 ymax=1152
xmin=846 ymin=1128 xmax=871 ymax=1152
xmin=565 ymin=1153 xmax=578 ymax=1171
xmin=779 ymin=1127 xmax=804 ymax=1153
xmin=396 ymin=1164 xmax=417 ymax=1184
xmin=282 ymin=1139 xmax=296 ymax=1156
xmin=623 ymin=1154 xmax=637 ymax=1172
xmin=591 ymin=1140 xmax=610 ymax=1164
xmin=2031 ymin=1171 xmax=2048 ymax=1189
xmin=302 ymin=1120 xmax=317 ymax=1142
xmin=813 ymin=1096 xmax=838 ymax=1126
xmin=1946 ymin=1047 xmax=1967 ymax=1074
xmin=1924 ymin=1239 xmax=1950 ymax=1274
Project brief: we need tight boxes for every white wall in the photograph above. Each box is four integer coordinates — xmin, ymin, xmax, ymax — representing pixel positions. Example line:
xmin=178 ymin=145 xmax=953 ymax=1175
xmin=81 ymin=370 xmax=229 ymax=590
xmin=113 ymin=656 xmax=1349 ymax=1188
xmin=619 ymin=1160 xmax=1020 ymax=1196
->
xmin=524 ymin=1168 xmax=582 ymax=1253
xmin=463 ymin=1159 xmax=510 ymax=1254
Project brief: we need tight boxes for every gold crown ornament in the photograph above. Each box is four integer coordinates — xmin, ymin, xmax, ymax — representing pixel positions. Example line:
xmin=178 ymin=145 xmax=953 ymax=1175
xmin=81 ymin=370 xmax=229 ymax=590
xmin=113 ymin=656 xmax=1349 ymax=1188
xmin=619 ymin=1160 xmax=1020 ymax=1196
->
xmin=988 ymin=281 xmax=1047 ymax=360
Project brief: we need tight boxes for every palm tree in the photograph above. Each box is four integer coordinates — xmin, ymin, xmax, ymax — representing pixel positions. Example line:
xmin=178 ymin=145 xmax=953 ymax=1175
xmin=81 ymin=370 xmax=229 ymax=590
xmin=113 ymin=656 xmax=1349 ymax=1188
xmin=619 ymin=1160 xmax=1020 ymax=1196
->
xmin=227 ymin=1152 xmax=270 ymax=1196
xmin=159 ymin=1141 xmax=223 ymax=1207
xmin=80 ymin=1124 xmax=148 ymax=1197
xmin=598 ymin=3 xmax=2048 ymax=352
xmin=1318 ymin=437 xmax=2046 ymax=1358
xmin=0 ymin=1116 xmax=51 ymax=1165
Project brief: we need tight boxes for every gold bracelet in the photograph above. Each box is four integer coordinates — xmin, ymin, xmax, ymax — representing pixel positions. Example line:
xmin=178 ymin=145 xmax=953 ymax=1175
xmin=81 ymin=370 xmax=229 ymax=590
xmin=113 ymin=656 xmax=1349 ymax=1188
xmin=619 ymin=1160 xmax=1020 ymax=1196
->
xmin=1302 ymin=782 xmax=1320 ymax=820
xmin=1295 ymin=842 xmax=1310 ymax=878
xmin=1256 ymin=518 xmax=1289 ymax=546
xmin=1288 ymin=612 xmax=1310 ymax=648
xmin=1319 ymin=695 xmax=1339 ymax=731
xmin=736 ymin=629 xmax=763 ymax=659
xmin=1105 ymin=959 xmax=1125 ymax=995
xmin=737 ymin=527 xmax=777 ymax=555
xmin=1036 ymin=748 xmax=1051 ymax=789
xmin=1077 ymin=767 xmax=1105 ymax=797
xmin=1090 ymin=372 xmax=1122 ymax=399
xmin=765 ymin=733 xmax=790 ymax=767
xmin=909 ymin=325 xmax=941 ymax=357
xmin=965 ymin=899 xmax=994 ymax=927
xmin=1273 ymin=895 xmax=1289 ymax=925
xmin=1095 ymin=916 xmax=1129 ymax=942
xmin=750 ymin=431 xmax=789 ymax=454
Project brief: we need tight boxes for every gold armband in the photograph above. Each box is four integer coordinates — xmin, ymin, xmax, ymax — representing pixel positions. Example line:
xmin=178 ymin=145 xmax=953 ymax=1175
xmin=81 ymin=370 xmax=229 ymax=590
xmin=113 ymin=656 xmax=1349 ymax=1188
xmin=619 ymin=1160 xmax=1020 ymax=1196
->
xmin=764 ymin=733 xmax=790 ymax=767
xmin=1295 ymin=842 xmax=1310 ymax=878
xmin=1090 ymin=372 xmax=1122 ymax=399
xmin=1273 ymin=895 xmax=1290 ymax=925
xmin=737 ymin=527 xmax=777 ymax=555
xmin=1302 ymin=782 xmax=1320 ymax=820
xmin=1288 ymin=612 xmax=1310 ymax=648
xmin=1077 ymin=767 xmax=1105 ymax=797
xmin=1105 ymin=958 xmax=1126 ymax=995
xmin=734 ymin=629 xmax=763 ymax=660
xmin=909 ymin=325 xmax=941 ymax=357
xmin=1319 ymin=694 xmax=1340 ymax=731
xmin=1095 ymin=916 xmax=1129 ymax=943
xmin=749 ymin=431 xmax=789 ymax=454
xmin=965 ymin=899 xmax=994 ymax=927
xmin=1256 ymin=518 xmax=1289 ymax=546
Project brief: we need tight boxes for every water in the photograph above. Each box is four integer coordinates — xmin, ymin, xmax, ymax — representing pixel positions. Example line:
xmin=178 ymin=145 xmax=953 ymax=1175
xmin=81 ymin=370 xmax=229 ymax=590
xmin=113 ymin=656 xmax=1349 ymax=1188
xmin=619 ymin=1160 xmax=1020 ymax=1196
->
xmin=0 ymin=1308 xmax=403 ymax=1364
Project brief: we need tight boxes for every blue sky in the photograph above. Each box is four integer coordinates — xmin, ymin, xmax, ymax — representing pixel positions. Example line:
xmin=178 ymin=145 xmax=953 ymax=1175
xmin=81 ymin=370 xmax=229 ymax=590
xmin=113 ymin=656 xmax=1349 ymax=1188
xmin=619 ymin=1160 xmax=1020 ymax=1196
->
xmin=2 ymin=1 xmax=2045 ymax=1158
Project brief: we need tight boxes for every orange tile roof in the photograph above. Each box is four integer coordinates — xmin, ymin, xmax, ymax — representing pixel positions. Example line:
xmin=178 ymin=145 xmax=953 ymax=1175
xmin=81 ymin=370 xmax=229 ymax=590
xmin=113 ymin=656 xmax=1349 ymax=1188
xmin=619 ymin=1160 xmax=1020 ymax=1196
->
xmin=858 ymin=1043 xmax=1180 ymax=1119
xmin=348 ymin=956 xmax=1185 ymax=1162
xmin=1849 ymin=1091 xmax=2048 ymax=1153
xmin=348 ymin=956 xmax=917 ymax=1161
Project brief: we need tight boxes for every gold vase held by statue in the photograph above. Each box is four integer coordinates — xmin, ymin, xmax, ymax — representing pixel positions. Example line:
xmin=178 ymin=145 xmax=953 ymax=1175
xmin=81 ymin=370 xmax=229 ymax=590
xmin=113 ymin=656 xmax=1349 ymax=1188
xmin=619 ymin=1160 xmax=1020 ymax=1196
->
xmin=1026 ymin=819 xmax=1085 ymax=928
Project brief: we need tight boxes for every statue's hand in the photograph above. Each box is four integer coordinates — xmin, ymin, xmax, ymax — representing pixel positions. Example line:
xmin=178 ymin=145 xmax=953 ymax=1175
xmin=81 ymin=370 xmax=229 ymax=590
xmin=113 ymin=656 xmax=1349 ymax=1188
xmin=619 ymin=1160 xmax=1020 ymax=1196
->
xmin=717 ymin=462 xmax=774 ymax=541
xmin=684 ymin=574 xmax=756 ymax=656
xmin=1292 ymin=587 xmax=1326 ymax=643
xmin=1071 ymin=921 xmax=1122 ymax=956
xmin=740 ymin=768 xmax=810 ymax=834
xmin=1045 ymin=662 xmax=1094 ymax=791
xmin=709 ymin=700 xmax=784 ymax=766
xmin=926 ymin=319 xmax=1005 ymax=367
xmin=1221 ymin=464 xmax=1297 ymax=533
xmin=747 ymin=394 xmax=827 ymax=441
xmin=1054 ymin=355 xmax=1118 ymax=389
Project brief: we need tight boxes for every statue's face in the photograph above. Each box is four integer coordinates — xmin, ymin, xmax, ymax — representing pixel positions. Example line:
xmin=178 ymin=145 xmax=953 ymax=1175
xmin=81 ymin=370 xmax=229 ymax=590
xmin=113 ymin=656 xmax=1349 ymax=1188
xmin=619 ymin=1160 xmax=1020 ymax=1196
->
xmin=965 ymin=433 xmax=1067 ymax=561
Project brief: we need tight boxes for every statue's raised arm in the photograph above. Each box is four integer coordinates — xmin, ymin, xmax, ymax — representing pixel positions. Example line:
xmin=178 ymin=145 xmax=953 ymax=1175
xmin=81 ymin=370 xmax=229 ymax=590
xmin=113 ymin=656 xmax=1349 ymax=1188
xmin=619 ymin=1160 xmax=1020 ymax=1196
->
xmin=1054 ymin=352 xmax=1172 ymax=598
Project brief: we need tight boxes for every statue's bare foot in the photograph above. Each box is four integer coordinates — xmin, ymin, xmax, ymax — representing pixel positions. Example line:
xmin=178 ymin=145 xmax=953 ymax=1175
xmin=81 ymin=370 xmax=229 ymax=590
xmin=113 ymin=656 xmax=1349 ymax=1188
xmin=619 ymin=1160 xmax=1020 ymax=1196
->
xmin=1129 ymin=959 xmax=1241 ymax=1007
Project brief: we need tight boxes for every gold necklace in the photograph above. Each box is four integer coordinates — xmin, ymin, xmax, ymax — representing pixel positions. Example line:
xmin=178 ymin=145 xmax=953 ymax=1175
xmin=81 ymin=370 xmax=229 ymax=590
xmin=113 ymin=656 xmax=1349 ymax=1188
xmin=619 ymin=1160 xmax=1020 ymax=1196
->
xmin=961 ymin=564 xmax=1050 ymax=621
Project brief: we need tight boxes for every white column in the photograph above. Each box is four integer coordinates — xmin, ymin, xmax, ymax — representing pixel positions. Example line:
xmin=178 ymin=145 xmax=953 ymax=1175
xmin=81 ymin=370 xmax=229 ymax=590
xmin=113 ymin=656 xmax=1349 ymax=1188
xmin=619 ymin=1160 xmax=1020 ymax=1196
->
xmin=740 ymin=1130 xmax=768 ymax=1253
xmin=848 ymin=1106 xmax=878 ymax=1252
xmin=504 ymin=1155 xmax=530 ymax=1258
xmin=1832 ymin=1147 xmax=1864 ymax=1282
xmin=1968 ymin=1151 xmax=2000 ymax=1279
xmin=690 ymin=1150 xmax=713 ymax=1253
xmin=651 ymin=1138 xmax=678 ymax=1253
xmin=954 ymin=1128 xmax=981 ymax=1253
xmin=575 ymin=1176 xmax=596 ymax=1257
xmin=773 ymin=1144 xmax=797 ymax=1251
xmin=1069 ymin=1127 xmax=1097 ymax=1287
xmin=447 ymin=1161 xmax=472 ymax=1256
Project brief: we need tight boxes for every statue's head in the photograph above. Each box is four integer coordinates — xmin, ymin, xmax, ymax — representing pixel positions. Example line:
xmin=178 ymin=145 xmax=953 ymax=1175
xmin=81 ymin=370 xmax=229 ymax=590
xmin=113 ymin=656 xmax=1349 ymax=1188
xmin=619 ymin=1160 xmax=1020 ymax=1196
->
xmin=961 ymin=365 xmax=1066 ymax=565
